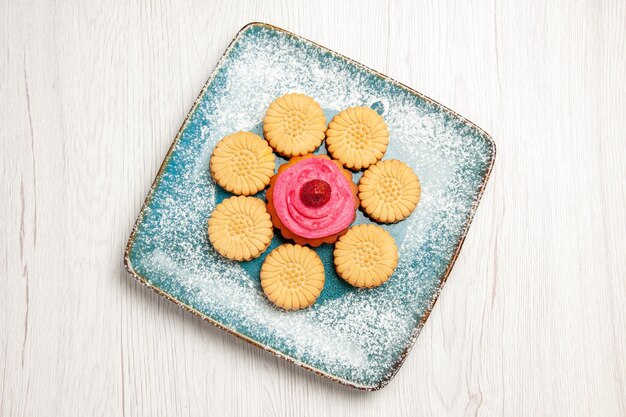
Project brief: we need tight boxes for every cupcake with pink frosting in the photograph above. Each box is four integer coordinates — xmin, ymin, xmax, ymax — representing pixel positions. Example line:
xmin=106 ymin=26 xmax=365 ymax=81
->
xmin=266 ymin=154 xmax=359 ymax=247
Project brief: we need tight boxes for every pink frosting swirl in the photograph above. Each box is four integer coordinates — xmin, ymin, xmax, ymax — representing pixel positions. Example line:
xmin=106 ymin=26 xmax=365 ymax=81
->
xmin=272 ymin=157 xmax=356 ymax=239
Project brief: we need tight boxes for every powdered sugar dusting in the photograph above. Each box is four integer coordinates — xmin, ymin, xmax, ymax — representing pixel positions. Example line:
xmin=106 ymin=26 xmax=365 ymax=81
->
xmin=128 ymin=24 xmax=494 ymax=388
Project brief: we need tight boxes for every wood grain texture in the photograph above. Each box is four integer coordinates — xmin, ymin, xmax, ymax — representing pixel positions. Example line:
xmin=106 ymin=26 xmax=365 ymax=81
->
xmin=1 ymin=0 xmax=625 ymax=415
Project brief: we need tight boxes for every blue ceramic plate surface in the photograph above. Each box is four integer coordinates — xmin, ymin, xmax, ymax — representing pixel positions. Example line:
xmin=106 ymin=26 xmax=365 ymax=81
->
xmin=125 ymin=22 xmax=495 ymax=390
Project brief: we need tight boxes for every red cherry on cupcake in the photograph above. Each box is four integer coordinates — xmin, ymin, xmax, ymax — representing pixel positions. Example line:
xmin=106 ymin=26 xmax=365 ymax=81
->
xmin=299 ymin=179 xmax=331 ymax=208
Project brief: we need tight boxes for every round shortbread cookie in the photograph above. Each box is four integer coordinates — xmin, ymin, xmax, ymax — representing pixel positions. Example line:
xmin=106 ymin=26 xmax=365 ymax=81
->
xmin=210 ymin=131 xmax=276 ymax=196
xmin=208 ymin=196 xmax=273 ymax=261
xmin=333 ymin=224 xmax=398 ymax=288
xmin=358 ymin=159 xmax=421 ymax=223
xmin=260 ymin=244 xmax=325 ymax=310
xmin=325 ymin=106 xmax=389 ymax=170
xmin=263 ymin=93 xmax=327 ymax=157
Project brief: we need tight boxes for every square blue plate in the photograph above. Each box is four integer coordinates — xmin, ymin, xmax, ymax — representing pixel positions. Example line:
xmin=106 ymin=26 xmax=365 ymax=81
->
xmin=125 ymin=22 xmax=495 ymax=390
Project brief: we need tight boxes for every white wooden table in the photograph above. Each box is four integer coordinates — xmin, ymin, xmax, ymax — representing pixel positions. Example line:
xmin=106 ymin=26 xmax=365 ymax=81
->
xmin=2 ymin=1 xmax=625 ymax=415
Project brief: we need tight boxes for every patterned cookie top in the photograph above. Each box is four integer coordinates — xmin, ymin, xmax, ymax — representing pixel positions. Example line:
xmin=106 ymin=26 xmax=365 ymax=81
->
xmin=263 ymin=93 xmax=327 ymax=157
xmin=260 ymin=244 xmax=325 ymax=310
xmin=210 ymin=131 xmax=276 ymax=196
xmin=325 ymin=106 xmax=389 ymax=170
xmin=208 ymin=196 xmax=273 ymax=261
xmin=358 ymin=159 xmax=421 ymax=223
xmin=334 ymin=224 xmax=398 ymax=288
